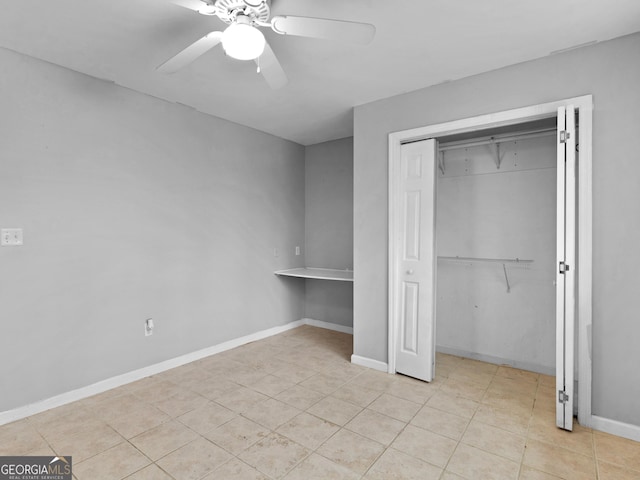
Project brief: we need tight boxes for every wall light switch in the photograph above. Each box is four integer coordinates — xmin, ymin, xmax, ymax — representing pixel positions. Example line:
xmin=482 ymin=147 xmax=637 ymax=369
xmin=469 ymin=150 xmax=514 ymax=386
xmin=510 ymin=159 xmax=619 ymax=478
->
xmin=295 ymin=246 xmax=301 ymax=256
xmin=1 ymin=228 xmax=23 ymax=246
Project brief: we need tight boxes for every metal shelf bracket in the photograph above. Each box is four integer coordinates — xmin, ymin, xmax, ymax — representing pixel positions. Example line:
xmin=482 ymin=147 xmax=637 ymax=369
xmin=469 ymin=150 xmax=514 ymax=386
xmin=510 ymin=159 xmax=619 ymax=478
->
xmin=489 ymin=137 xmax=505 ymax=169
xmin=438 ymin=151 xmax=445 ymax=175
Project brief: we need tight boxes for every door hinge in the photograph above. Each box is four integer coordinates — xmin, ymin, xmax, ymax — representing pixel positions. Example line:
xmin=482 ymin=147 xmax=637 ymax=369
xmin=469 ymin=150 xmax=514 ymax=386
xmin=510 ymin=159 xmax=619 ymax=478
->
xmin=559 ymin=130 xmax=571 ymax=143
xmin=559 ymin=261 xmax=570 ymax=274
xmin=558 ymin=390 xmax=569 ymax=404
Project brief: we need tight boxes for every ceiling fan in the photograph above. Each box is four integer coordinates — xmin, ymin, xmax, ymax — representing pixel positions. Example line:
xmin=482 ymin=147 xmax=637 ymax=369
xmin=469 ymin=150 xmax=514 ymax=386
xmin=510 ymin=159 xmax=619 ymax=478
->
xmin=158 ymin=0 xmax=376 ymax=89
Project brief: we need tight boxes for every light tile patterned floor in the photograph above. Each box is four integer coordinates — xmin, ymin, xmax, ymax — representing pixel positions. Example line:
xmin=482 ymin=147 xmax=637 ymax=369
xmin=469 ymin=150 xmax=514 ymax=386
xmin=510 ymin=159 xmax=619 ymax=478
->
xmin=1 ymin=325 xmax=639 ymax=479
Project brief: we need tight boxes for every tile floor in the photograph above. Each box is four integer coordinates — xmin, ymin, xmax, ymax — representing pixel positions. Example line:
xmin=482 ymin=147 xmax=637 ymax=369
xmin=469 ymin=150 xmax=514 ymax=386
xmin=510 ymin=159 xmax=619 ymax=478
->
xmin=1 ymin=325 xmax=640 ymax=479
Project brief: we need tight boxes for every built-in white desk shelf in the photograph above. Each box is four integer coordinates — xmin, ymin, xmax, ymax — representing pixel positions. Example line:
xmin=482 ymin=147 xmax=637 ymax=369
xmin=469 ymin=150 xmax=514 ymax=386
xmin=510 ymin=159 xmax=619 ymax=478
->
xmin=274 ymin=267 xmax=354 ymax=282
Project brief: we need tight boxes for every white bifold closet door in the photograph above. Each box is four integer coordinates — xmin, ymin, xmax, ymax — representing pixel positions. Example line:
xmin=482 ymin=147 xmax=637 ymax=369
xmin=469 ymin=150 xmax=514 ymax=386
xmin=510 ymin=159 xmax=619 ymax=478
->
xmin=394 ymin=139 xmax=437 ymax=382
xmin=556 ymin=105 xmax=576 ymax=431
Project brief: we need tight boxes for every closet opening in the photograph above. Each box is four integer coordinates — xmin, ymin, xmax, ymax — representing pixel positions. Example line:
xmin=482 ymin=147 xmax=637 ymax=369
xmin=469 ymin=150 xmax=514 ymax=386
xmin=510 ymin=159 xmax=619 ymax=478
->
xmin=434 ymin=116 xmax=558 ymax=378
xmin=387 ymin=96 xmax=593 ymax=431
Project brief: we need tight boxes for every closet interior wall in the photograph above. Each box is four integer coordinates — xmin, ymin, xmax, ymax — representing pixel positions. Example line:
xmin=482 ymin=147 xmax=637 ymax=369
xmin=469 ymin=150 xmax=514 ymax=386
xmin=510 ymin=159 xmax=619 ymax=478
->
xmin=435 ymin=133 xmax=557 ymax=374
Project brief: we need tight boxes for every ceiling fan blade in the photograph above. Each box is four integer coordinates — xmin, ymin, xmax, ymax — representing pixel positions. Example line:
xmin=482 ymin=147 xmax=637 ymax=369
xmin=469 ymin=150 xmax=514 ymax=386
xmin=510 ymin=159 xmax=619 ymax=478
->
xmin=270 ymin=15 xmax=375 ymax=45
xmin=157 ymin=32 xmax=223 ymax=74
xmin=170 ymin=0 xmax=216 ymax=15
xmin=255 ymin=42 xmax=288 ymax=90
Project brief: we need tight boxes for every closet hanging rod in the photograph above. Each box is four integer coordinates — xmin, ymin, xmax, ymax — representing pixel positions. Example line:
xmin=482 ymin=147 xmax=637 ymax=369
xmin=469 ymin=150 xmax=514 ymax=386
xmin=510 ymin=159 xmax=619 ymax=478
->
xmin=438 ymin=127 xmax=555 ymax=152
xmin=437 ymin=256 xmax=533 ymax=264
xmin=438 ymin=256 xmax=533 ymax=293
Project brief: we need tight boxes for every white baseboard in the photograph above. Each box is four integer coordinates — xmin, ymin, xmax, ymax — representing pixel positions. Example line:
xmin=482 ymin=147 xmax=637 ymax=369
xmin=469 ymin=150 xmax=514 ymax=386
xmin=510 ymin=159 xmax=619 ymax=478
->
xmin=0 ymin=318 xmax=356 ymax=426
xmin=351 ymin=354 xmax=388 ymax=372
xmin=588 ymin=415 xmax=640 ymax=442
xmin=436 ymin=345 xmax=555 ymax=376
xmin=303 ymin=318 xmax=353 ymax=334
xmin=0 ymin=319 xmax=306 ymax=426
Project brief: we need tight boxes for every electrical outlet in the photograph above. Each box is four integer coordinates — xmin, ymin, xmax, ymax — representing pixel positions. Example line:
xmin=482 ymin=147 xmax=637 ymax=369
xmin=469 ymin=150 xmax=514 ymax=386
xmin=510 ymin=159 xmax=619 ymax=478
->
xmin=273 ymin=248 xmax=279 ymax=257
xmin=145 ymin=318 xmax=154 ymax=337
xmin=1 ymin=228 xmax=23 ymax=246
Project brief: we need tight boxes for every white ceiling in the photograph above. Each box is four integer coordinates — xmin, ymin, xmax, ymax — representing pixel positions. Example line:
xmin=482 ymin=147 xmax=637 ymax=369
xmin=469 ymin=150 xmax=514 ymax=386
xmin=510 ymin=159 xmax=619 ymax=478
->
xmin=1 ymin=0 xmax=639 ymax=145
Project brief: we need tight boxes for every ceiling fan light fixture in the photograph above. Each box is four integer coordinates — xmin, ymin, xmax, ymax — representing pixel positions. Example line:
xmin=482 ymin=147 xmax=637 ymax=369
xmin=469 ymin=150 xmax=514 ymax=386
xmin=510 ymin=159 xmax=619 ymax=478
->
xmin=222 ymin=19 xmax=266 ymax=61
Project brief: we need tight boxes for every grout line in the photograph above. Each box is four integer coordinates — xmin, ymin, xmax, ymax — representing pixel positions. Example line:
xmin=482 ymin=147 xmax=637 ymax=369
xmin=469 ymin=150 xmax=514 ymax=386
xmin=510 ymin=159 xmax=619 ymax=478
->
xmin=439 ymin=372 xmax=487 ymax=479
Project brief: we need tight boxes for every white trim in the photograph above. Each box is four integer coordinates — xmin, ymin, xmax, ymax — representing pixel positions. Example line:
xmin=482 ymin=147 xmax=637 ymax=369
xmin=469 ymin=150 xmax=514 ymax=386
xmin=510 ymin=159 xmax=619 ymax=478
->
xmin=590 ymin=415 xmax=640 ymax=443
xmin=303 ymin=318 xmax=353 ymax=334
xmin=388 ymin=95 xmax=593 ymax=424
xmin=389 ymin=96 xmax=592 ymax=145
xmin=388 ymin=131 xmax=399 ymax=375
xmin=576 ymin=101 xmax=593 ymax=428
xmin=351 ymin=354 xmax=388 ymax=372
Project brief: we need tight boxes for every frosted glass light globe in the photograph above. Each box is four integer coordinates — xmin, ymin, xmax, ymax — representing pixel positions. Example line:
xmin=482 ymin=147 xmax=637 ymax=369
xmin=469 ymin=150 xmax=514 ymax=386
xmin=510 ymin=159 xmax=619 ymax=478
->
xmin=222 ymin=22 xmax=266 ymax=61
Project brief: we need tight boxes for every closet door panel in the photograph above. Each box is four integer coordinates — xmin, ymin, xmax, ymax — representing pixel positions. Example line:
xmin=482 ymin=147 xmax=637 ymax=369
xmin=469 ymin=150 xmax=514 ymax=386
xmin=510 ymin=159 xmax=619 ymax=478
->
xmin=556 ymin=105 xmax=576 ymax=431
xmin=395 ymin=139 xmax=437 ymax=382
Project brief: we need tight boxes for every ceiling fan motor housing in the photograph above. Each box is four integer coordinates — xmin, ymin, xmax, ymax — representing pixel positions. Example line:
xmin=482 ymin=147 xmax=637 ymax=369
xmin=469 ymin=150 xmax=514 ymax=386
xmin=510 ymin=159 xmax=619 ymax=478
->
xmin=213 ymin=0 xmax=271 ymax=24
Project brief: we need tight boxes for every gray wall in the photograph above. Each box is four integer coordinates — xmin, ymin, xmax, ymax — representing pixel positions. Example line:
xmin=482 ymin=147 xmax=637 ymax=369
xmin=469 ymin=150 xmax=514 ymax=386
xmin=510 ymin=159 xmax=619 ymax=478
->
xmin=0 ymin=48 xmax=305 ymax=412
xmin=353 ymin=32 xmax=640 ymax=426
xmin=436 ymin=136 xmax=556 ymax=374
xmin=304 ymin=138 xmax=353 ymax=328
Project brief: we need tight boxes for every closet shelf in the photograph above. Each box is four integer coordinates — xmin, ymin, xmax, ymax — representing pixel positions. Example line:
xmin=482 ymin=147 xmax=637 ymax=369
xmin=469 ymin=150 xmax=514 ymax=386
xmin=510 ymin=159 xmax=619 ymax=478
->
xmin=437 ymin=256 xmax=533 ymax=293
xmin=437 ymin=128 xmax=556 ymax=174
xmin=274 ymin=267 xmax=354 ymax=282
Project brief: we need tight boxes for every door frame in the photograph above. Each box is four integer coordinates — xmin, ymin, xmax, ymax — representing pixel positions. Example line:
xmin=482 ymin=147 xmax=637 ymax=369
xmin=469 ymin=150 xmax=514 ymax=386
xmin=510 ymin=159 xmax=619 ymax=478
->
xmin=387 ymin=95 xmax=593 ymax=426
